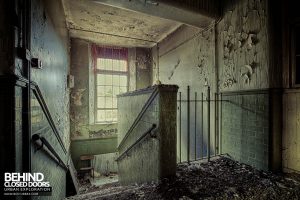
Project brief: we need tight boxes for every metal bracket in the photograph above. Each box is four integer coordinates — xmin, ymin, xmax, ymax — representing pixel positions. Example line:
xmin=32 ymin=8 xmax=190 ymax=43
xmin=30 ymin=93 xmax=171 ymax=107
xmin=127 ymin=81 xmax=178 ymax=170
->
xmin=16 ymin=47 xmax=31 ymax=61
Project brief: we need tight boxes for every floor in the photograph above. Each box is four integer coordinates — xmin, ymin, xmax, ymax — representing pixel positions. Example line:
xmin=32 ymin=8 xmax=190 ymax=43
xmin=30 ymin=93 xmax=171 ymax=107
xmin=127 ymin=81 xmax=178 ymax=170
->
xmin=67 ymin=156 xmax=300 ymax=200
xmin=90 ymin=174 xmax=119 ymax=187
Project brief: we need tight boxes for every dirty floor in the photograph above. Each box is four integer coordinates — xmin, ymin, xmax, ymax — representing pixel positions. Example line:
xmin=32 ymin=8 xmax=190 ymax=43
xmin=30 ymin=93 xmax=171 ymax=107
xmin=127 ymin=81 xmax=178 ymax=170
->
xmin=67 ymin=156 xmax=300 ymax=200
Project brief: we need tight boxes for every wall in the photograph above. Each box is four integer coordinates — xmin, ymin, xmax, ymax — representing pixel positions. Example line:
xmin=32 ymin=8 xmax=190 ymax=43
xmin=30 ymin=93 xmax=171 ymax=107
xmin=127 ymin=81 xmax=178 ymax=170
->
xmin=31 ymin=0 xmax=70 ymax=147
xmin=70 ymin=136 xmax=117 ymax=170
xmin=221 ymin=92 xmax=269 ymax=170
xmin=217 ymin=0 xmax=270 ymax=91
xmin=94 ymin=153 xmax=118 ymax=175
xmin=136 ymin=47 xmax=152 ymax=90
xmin=216 ymin=0 xmax=273 ymax=170
xmin=0 ymin=1 xmax=14 ymax=75
xmin=117 ymin=85 xmax=178 ymax=185
xmin=152 ymin=24 xmax=217 ymax=162
xmin=69 ymin=38 xmax=153 ymax=174
xmin=70 ymin=38 xmax=153 ymax=141
xmin=281 ymin=0 xmax=300 ymax=173
xmin=152 ymin=0 xmax=275 ymax=170
xmin=117 ymin=89 xmax=154 ymax=145
xmin=283 ymin=91 xmax=300 ymax=172
xmin=30 ymin=0 xmax=70 ymax=199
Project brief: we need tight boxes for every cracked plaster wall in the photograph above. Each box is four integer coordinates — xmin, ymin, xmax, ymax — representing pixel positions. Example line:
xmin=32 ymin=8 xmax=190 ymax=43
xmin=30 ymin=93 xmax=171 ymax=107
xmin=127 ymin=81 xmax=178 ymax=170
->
xmin=152 ymin=24 xmax=217 ymax=162
xmin=152 ymin=0 xmax=274 ymax=168
xmin=30 ymin=0 xmax=71 ymax=199
xmin=31 ymin=0 xmax=71 ymax=149
xmin=217 ymin=0 xmax=270 ymax=91
xmin=70 ymin=39 xmax=153 ymax=172
xmin=70 ymin=39 xmax=152 ymax=141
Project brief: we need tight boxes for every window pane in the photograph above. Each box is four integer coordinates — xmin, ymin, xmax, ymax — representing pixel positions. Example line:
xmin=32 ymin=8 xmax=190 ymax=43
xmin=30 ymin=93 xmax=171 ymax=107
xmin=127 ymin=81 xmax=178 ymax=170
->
xmin=106 ymin=97 xmax=113 ymax=108
xmin=97 ymin=86 xmax=105 ymax=96
xmin=105 ymin=86 xmax=113 ymax=96
xmin=97 ymin=58 xmax=105 ymax=70
xmin=105 ymin=59 xmax=112 ymax=71
xmin=112 ymin=59 xmax=120 ymax=71
xmin=120 ymin=60 xmax=127 ymax=71
xmin=120 ymin=86 xmax=127 ymax=94
xmin=112 ymin=110 xmax=118 ymax=121
xmin=97 ymin=74 xmax=105 ymax=85
xmin=97 ymin=97 xmax=105 ymax=108
xmin=120 ymin=76 xmax=127 ymax=86
xmin=106 ymin=110 xmax=113 ymax=121
xmin=113 ymin=86 xmax=119 ymax=96
xmin=97 ymin=110 xmax=105 ymax=122
xmin=112 ymin=75 xmax=119 ymax=85
xmin=105 ymin=75 xmax=112 ymax=86
xmin=113 ymin=98 xmax=117 ymax=108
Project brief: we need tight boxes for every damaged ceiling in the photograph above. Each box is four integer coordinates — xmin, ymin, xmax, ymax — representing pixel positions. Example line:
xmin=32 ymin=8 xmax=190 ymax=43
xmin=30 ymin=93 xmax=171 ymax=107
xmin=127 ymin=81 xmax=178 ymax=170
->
xmin=62 ymin=0 xmax=217 ymax=48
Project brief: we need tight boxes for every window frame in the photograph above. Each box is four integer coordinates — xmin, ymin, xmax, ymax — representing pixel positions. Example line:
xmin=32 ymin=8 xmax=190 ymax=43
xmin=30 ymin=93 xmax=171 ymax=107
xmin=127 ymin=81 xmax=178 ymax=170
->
xmin=94 ymin=58 xmax=129 ymax=124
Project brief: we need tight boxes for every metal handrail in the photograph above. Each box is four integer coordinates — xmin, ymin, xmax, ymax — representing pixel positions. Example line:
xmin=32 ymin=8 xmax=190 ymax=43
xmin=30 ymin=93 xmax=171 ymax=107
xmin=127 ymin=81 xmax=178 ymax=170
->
xmin=30 ymin=82 xmax=67 ymax=154
xmin=117 ymin=87 xmax=159 ymax=150
xmin=32 ymin=134 xmax=68 ymax=170
xmin=116 ymin=124 xmax=157 ymax=162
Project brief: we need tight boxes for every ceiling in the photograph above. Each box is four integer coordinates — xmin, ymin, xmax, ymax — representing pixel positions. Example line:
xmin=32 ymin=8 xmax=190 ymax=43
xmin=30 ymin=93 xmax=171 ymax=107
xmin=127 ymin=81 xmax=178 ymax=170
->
xmin=62 ymin=0 xmax=216 ymax=48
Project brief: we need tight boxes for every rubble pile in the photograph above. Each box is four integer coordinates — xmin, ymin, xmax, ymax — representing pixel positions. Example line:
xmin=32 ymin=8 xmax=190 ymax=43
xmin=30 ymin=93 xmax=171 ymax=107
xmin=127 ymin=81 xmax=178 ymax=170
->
xmin=67 ymin=156 xmax=300 ymax=200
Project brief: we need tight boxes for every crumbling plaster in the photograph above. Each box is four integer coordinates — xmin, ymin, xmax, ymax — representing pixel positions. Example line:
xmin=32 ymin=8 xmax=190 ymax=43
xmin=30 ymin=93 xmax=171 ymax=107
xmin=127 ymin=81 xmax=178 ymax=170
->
xmin=150 ymin=0 xmax=275 ymax=167
xmin=153 ymin=24 xmax=216 ymax=93
xmin=152 ymin=24 xmax=217 ymax=162
xmin=31 ymin=0 xmax=71 ymax=149
xmin=217 ymin=0 xmax=270 ymax=91
xmin=62 ymin=0 xmax=181 ymax=48
xmin=70 ymin=38 xmax=153 ymax=140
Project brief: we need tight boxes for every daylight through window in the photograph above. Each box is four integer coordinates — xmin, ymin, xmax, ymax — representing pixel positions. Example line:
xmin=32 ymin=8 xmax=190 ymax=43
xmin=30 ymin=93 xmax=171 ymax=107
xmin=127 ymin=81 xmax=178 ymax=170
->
xmin=95 ymin=56 xmax=128 ymax=123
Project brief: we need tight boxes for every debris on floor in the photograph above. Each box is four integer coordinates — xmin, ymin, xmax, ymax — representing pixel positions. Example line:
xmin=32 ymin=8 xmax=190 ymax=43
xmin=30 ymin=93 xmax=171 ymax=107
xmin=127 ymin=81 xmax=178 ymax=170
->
xmin=66 ymin=156 xmax=300 ymax=200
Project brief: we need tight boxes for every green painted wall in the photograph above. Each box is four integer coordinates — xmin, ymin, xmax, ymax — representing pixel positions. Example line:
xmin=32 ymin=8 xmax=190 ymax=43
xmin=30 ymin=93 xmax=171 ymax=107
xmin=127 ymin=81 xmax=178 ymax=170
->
xmin=70 ymin=136 xmax=118 ymax=169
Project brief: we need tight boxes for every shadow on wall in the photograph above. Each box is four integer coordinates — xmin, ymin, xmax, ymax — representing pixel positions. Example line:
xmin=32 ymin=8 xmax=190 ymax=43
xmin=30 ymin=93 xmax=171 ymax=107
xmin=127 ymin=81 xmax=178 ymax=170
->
xmin=222 ymin=93 xmax=269 ymax=170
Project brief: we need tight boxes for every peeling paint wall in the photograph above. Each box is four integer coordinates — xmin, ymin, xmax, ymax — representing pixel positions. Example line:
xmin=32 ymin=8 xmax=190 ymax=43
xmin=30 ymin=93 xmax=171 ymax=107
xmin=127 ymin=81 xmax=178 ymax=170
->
xmin=31 ymin=0 xmax=70 ymax=148
xmin=216 ymin=0 xmax=272 ymax=170
xmin=30 ymin=0 xmax=71 ymax=199
xmin=152 ymin=24 xmax=217 ymax=162
xmin=152 ymin=0 xmax=276 ymax=170
xmin=69 ymin=39 xmax=153 ymax=173
xmin=136 ymin=47 xmax=152 ymax=89
xmin=70 ymin=38 xmax=153 ymax=140
xmin=70 ymin=39 xmax=91 ymax=140
xmin=217 ymin=0 xmax=270 ymax=91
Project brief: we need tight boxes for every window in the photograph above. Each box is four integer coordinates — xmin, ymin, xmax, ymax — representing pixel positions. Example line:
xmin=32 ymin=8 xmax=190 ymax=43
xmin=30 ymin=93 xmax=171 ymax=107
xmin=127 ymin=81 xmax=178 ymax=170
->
xmin=93 ymin=47 xmax=128 ymax=124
